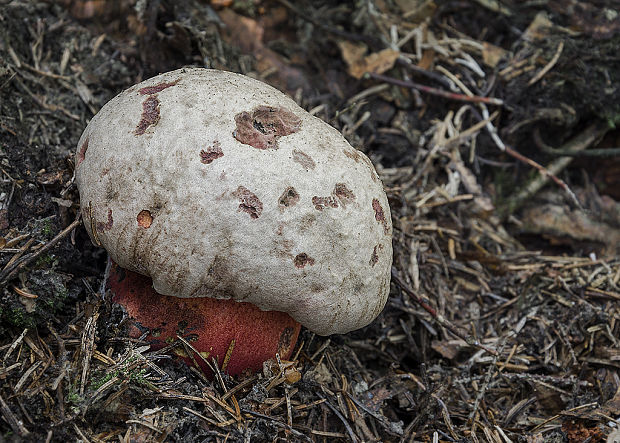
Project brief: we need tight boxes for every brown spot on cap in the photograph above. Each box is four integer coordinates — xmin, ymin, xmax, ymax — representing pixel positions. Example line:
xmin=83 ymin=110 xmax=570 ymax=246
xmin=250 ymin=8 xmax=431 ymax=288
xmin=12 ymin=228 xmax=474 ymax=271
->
xmin=233 ymin=106 xmax=301 ymax=150
xmin=343 ymin=148 xmax=362 ymax=162
xmin=139 ymin=80 xmax=179 ymax=95
xmin=77 ymin=137 xmax=88 ymax=167
xmin=360 ymin=155 xmax=380 ymax=182
xmin=334 ymin=183 xmax=355 ymax=207
xmin=200 ymin=141 xmax=224 ymax=164
xmin=345 ymin=148 xmax=379 ymax=182
xmin=96 ymin=209 xmax=114 ymax=233
xmin=278 ymin=187 xmax=300 ymax=209
xmin=372 ymin=198 xmax=389 ymax=234
xmin=292 ymin=149 xmax=316 ymax=170
xmin=135 ymin=95 xmax=160 ymax=135
xmin=137 ymin=210 xmax=153 ymax=228
xmin=312 ymin=196 xmax=339 ymax=211
xmin=369 ymin=244 xmax=383 ymax=266
xmin=233 ymin=186 xmax=263 ymax=219
xmin=294 ymin=253 xmax=315 ymax=268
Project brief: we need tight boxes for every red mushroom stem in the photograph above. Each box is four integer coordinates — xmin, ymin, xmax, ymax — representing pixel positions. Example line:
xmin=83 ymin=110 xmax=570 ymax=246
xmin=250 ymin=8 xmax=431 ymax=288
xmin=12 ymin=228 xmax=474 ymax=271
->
xmin=105 ymin=259 xmax=301 ymax=376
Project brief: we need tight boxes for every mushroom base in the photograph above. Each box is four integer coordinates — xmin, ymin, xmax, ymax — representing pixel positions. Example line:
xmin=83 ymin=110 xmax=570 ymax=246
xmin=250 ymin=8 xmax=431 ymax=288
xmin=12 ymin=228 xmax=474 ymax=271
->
xmin=106 ymin=259 xmax=301 ymax=376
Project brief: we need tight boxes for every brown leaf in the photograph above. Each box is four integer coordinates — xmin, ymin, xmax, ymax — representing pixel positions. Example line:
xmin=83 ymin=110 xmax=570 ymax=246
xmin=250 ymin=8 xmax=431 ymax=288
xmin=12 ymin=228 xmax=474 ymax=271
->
xmin=431 ymin=339 xmax=461 ymax=359
xmin=521 ymin=200 xmax=620 ymax=255
xmin=533 ymin=381 xmax=565 ymax=413
xmin=549 ymin=0 xmax=620 ymax=39
xmin=339 ymin=41 xmax=368 ymax=68
xmin=523 ymin=12 xmax=556 ymax=41
xmin=360 ymin=386 xmax=394 ymax=413
xmin=284 ymin=366 xmax=302 ymax=384
xmin=338 ymin=41 xmax=400 ymax=79
xmin=210 ymin=0 xmax=233 ymax=8
xmin=561 ymin=420 xmax=606 ymax=443
xmin=394 ymin=0 xmax=437 ymax=23
xmin=601 ymin=386 xmax=620 ymax=417
xmin=218 ymin=9 xmax=310 ymax=95
xmin=418 ymin=49 xmax=435 ymax=70
xmin=482 ymin=42 xmax=508 ymax=68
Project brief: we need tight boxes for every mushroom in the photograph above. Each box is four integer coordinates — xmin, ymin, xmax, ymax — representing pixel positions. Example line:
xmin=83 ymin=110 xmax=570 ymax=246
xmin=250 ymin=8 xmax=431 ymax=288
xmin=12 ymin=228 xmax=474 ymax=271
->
xmin=105 ymin=260 xmax=300 ymax=375
xmin=76 ymin=68 xmax=392 ymax=375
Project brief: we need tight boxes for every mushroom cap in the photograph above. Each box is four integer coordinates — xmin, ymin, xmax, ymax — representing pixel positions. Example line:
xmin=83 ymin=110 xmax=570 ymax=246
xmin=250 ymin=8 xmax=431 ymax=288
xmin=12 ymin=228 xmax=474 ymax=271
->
xmin=76 ymin=68 xmax=392 ymax=335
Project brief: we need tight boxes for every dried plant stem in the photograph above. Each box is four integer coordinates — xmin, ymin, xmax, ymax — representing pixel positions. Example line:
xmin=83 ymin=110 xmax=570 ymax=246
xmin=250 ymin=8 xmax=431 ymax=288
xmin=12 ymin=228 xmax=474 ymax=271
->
xmin=0 ymin=394 xmax=29 ymax=437
xmin=391 ymin=269 xmax=498 ymax=356
xmin=528 ymin=41 xmax=564 ymax=86
xmin=534 ymin=126 xmax=620 ymax=157
xmin=0 ymin=217 xmax=82 ymax=287
xmin=367 ymin=72 xmax=504 ymax=105
xmin=499 ymin=121 xmax=609 ymax=217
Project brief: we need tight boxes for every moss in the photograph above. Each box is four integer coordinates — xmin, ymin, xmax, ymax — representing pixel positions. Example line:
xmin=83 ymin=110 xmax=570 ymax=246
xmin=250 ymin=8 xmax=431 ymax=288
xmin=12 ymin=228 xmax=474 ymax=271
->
xmin=90 ymin=371 xmax=119 ymax=390
xmin=34 ymin=216 xmax=57 ymax=240
xmin=129 ymin=368 xmax=148 ymax=385
xmin=41 ymin=286 xmax=68 ymax=311
xmin=90 ymin=366 xmax=153 ymax=392
xmin=3 ymin=306 xmax=36 ymax=329
xmin=0 ymin=270 xmax=70 ymax=334
xmin=65 ymin=389 xmax=82 ymax=405
xmin=34 ymin=254 xmax=57 ymax=268
xmin=65 ymin=384 xmax=84 ymax=415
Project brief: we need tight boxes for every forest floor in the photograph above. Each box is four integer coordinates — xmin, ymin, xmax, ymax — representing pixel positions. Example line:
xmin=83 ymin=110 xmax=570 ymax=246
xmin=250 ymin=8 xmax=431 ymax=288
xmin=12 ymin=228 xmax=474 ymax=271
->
xmin=0 ymin=0 xmax=619 ymax=442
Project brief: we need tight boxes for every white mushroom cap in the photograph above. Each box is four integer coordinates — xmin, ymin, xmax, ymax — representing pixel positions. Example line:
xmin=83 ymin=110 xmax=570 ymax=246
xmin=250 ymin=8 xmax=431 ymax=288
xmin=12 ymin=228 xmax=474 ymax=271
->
xmin=75 ymin=68 xmax=392 ymax=335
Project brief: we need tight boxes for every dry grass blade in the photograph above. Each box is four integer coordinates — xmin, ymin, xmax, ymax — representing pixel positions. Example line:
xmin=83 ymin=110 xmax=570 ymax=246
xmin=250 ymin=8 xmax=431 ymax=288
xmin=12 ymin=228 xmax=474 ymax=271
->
xmin=0 ymin=394 xmax=29 ymax=437
xmin=391 ymin=270 xmax=498 ymax=356
xmin=0 ymin=217 xmax=81 ymax=287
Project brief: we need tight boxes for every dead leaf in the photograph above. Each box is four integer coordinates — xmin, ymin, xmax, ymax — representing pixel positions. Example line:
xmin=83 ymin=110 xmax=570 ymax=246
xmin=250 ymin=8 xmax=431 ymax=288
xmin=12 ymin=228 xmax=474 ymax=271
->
xmin=284 ymin=366 xmax=302 ymax=384
xmin=482 ymin=42 xmax=508 ymax=68
xmin=521 ymin=200 xmax=620 ymax=255
xmin=549 ymin=0 xmax=620 ymax=39
xmin=561 ymin=420 xmax=606 ymax=443
xmin=431 ymin=339 xmax=462 ymax=359
xmin=360 ymin=386 xmax=393 ymax=413
xmin=533 ymin=381 xmax=566 ymax=413
xmin=418 ymin=49 xmax=435 ymax=70
xmin=210 ymin=0 xmax=233 ymax=8
xmin=601 ymin=385 xmax=620 ymax=417
xmin=304 ymin=362 xmax=332 ymax=385
xmin=338 ymin=41 xmax=400 ymax=79
xmin=218 ymin=9 xmax=310 ymax=95
xmin=396 ymin=0 xmax=437 ymax=23
xmin=523 ymin=12 xmax=555 ymax=41
xmin=339 ymin=41 xmax=368 ymax=68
